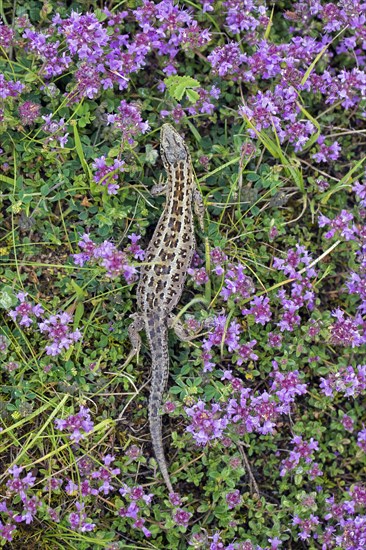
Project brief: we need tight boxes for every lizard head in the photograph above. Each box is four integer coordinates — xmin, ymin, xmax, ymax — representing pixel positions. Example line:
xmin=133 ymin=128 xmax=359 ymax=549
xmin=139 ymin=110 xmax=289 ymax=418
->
xmin=160 ymin=123 xmax=189 ymax=165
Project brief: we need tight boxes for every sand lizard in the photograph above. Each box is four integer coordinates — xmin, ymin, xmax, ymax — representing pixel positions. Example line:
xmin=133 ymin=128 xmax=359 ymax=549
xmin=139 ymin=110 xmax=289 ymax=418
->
xmin=126 ymin=123 xmax=204 ymax=493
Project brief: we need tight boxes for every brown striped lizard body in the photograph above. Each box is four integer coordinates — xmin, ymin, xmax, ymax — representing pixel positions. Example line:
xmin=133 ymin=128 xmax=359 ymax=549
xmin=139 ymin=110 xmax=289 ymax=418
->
xmin=126 ymin=124 xmax=204 ymax=493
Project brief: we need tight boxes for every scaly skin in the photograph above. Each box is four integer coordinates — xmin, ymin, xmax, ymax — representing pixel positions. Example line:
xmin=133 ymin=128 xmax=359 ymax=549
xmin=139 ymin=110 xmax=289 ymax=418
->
xmin=127 ymin=124 xmax=204 ymax=492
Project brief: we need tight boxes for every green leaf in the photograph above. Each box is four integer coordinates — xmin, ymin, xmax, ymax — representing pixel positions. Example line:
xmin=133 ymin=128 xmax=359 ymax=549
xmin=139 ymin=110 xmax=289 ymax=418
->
xmin=186 ymin=88 xmax=200 ymax=103
xmin=70 ymin=280 xmax=87 ymax=301
xmin=0 ymin=174 xmax=14 ymax=185
xmin=0 ymin=286 xmax=16 ymax=309
xmin=71 ymin=120 xmax=92 ymax=181
xmin=74 ymin=302 xmax=85 ymax=329
xmin=164 ymin=75 xmax=200 ymax=101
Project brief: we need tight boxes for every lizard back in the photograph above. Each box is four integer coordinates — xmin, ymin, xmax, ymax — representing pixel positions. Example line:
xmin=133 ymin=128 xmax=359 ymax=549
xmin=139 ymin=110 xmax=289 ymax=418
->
xmin=137 ymin=125 xmax=196 ymax=314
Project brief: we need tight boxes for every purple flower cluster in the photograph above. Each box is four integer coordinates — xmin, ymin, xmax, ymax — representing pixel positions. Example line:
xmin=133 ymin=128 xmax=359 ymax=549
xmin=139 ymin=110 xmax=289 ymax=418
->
xmin=41 ymin=114 xmax=69 ymax=148
xmin=173 ymin=508 xmax=192 ymax=527
xmin=273 ymin=245 xmax=317 ymax=332
xmin=92 ymin=156 xmax=125 ymax=195
xmin=201 ymin=314 xmax=242 ymax=371
xmin=118 ymin=483 xmax=153 ymax=538
xmin=239 ymin=84 xmax=316 ymax=153
xmin=0 ymin=3 xmax=217 ymax=135
xmin=301 ymin=484 xmax=366 ymax=548
xmin=208 ymin=2 xmax=366 ymax=159
xmin=329 ymin=309 xmax=365 ymax=348
xmin=8 ymin=293 xmax=80 ymax=357
xmin=185 ymin=400 xmax=229 ymax=446
xmin=18 ymin=101 xmax=41 ymax=125
xmin=210 ymin=246 xmax=228 ymax=276
xmin=9 ymin=292 xmax=44 ymax=327
xmin=221 ymin=264 xmax=255 ymax=301
xmin=72 ymin=233 xmax=139 ymax=282
xmin=319 ymin=210 xmax=356 ymax=240
xmin=162 ymin=86 xmax=220 ymax=119
xmin=225 ymin=489 xmax=241 ymax=510
xmin=270 ymin=363 xmax=307 ymax=406
xmin=0 ymin=74 xmax=24 ymax=100
xmin=107 ymin=100 xmax=149 ymax=145
xmin=312 ymin=136 xmax=341 ymax=164
xmin=0 ymin=466 xmax=38 ymax=541
xmin=65 ymin=453 xmax=121 ymax=500
xmin=0 ymin=446 xmax=141 ymax=542
xmin=187 ymin=266 xmax=209 ymax=286
xmin=69 ymin=502 xmax=95 ymax=532
xmin=0 ymin=21 xmax=14 ymax=48
xmin=39 ymin=312 xmax=81 ymax=356
xmin=293 ymin=514 xmax=320 ymax=541
xmin=186 ymin=363 xmax=308 ymax=445
xmin=242 ymin=295 xmax=271 ymax=325
xmin=280 ymin=436 xmax=322 ymax=480
xmin=55 ymin=406 xmax=94 ymax=443
xmin=357 ymin=428 xmax=366 ymax=452
xmin=320 ymin=364 xmax=366 ymax=398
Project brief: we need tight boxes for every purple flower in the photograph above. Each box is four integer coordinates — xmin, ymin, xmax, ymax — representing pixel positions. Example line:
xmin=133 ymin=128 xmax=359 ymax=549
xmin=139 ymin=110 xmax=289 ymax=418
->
xmin=187 ymin=267 xmax=209 ymax=285
xmin=18 ymin=101 xmax=41 ymax=125
xmin=236 ymin=340 xmax=258 ymax=365
xmin=125 ymin=445 xmax=142 ymax=460
xmin=9 ymin=292 xmax=44 ymax=327
xmin=53 ymin=11 xmax=109 ymax=62
xmin=353 ymin=180 xmax=366 ymax=207
xmin=320 ymin=364 xmax=366 ymax=398
xmin=0 ymin=21 xmax=14 ymax=48
xmin=268 ymin=537 xmax=282 ymax=549
xmin=173 ymin=508 xmax=192 ymax=527
xmin=169 ymin=492 xmax=182 ymax=506
xmin=0 ymin=74 xmax=24 ymax=99
xmin=55 ymin=406 xmax=94 ymax=443
xmin=318 ymin=209 xmax=356 ymax=240
xmin=6 ymin=466 xmax=36 ymax=500
xmin=274 ymin=244 xmax=316 ymax=279
xmin=357 ymin=428 xmax=366 ymax=452
xmin=329 ymin=309 xmax=363 ymax=348
xmin=280 ymin=436 xmax=321 ymax=478
xmin=341 ymin=415 xmax=354 ymax=432
xmin=312 ymin=136 xmax=341 ymax=163
xmin=242 ymin=295 xmax=271 ymax=325
xmin=0 ymin=522 xmax=16 ymax=542
xmin=107 ymin=100 xmax=149 ymax=145
xmin=203 ymin=314 xmax=242 ymax=353
xmin=221 ymin=264 xmax=255 ymax=301
xmin=92 ymin=156 xmax=125 ymax=195
xmin=267 ymin=332 xmax=282 ymax=348
xmin=293 ymin=514 xmax=319 ymax=540
xmin=68 ymin=502 xmax=95 ymax=532
xmin=72 ymin=233 xmax=138 ymax=282
xmin=270 ymin=368 xmax=307 ymax=407
xmin=185 ymin=400 xmax=229 ymax=446
xmin=38 ymin=312 xmax=81 ymax=356
xmin=133 ymin=517 xmax=151 ymax=537
xmin=225 ymin=489 xmax=241 ymax=509
xmin=208 ymin=42 xmax=246 ymax=77
xmin=127 ymin=234 xmax=145 ymax=260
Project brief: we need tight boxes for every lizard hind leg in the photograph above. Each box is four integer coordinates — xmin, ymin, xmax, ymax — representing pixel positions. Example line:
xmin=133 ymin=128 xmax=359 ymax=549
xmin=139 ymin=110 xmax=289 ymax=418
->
xmin=121 ymin=312 xmax=144 ymax=368
xmin=193 ymin=187 xmax=205 ymax=232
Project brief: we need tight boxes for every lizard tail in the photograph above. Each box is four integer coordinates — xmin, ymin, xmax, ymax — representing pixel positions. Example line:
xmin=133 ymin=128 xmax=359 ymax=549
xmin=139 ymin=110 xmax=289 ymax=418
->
xmin=147 ymin=318 xmax=174 ymax=494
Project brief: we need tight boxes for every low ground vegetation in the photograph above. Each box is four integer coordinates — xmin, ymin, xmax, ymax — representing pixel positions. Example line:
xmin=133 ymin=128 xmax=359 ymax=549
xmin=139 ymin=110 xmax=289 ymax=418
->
xmin=1 ymin=1 xmax=366 ymax=548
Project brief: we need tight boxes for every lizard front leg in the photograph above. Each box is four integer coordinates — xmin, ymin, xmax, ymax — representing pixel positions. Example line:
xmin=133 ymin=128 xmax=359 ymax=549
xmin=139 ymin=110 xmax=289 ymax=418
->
xmin=150 ymin=174 xmax=167 ymax=197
